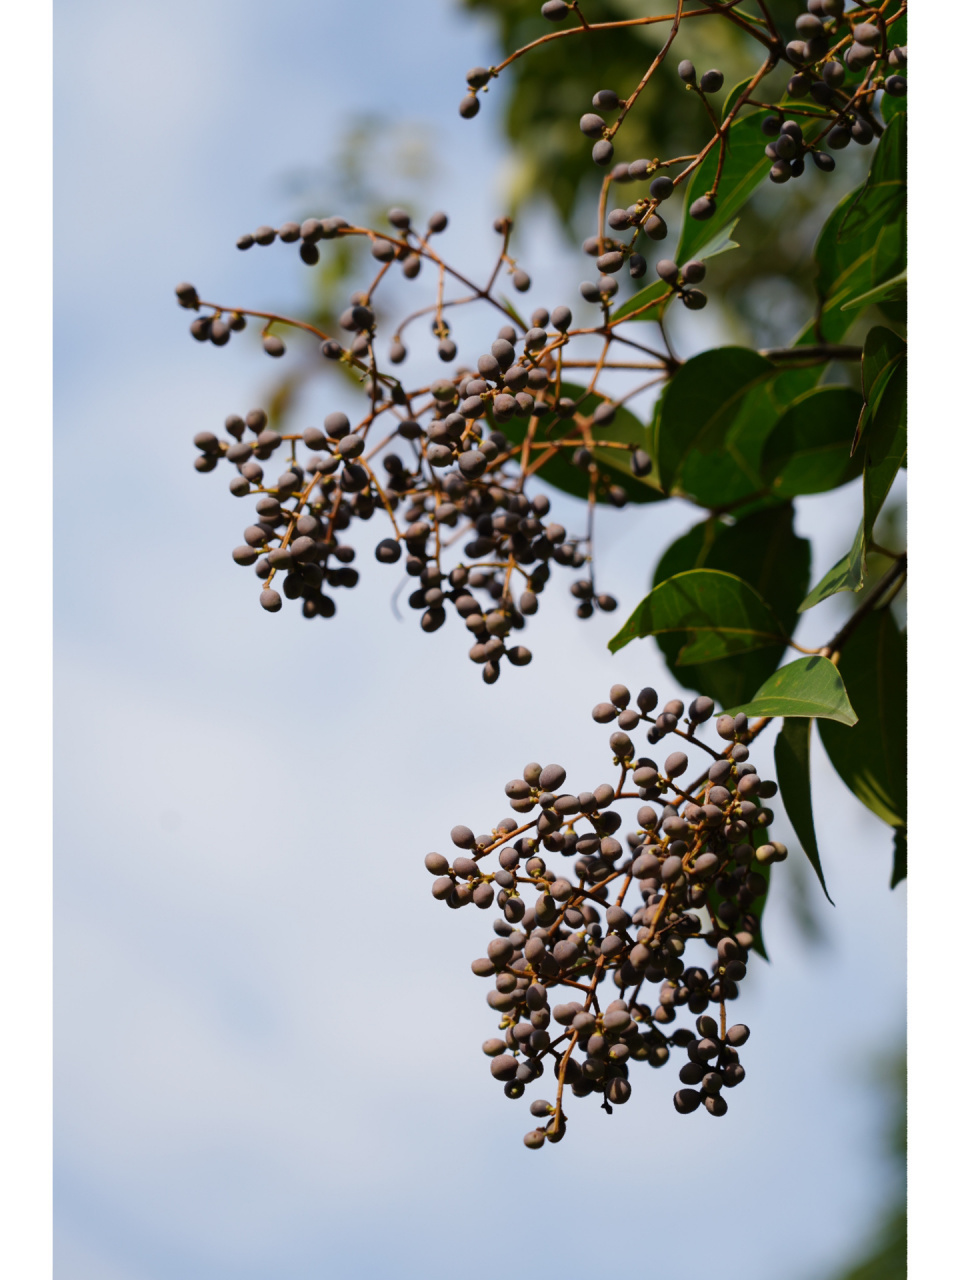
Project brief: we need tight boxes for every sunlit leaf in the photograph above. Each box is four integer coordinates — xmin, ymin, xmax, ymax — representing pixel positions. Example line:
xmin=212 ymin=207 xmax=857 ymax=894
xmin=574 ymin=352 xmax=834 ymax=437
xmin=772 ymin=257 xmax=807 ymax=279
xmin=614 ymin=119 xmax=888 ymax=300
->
xmin=608 ymin=569 xmax=785 ymax=661
xmin=722 ymin=656 xmax=858 ymax=726
xmin=799 ymin=523 xmax=865 ymax=611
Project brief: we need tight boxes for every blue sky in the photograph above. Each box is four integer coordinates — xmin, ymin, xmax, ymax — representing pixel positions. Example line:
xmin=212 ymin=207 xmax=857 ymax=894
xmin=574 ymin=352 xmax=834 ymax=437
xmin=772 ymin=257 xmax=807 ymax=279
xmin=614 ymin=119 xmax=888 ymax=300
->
xmin=55 ymin=3 xmax=905 ymax=1277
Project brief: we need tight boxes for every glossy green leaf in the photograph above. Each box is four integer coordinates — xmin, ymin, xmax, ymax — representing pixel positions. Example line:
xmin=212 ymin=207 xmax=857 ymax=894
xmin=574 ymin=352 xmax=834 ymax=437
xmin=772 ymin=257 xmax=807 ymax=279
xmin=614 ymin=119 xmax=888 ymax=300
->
xmin=722 ymin=656 xmax=858 ymax=726
xmin=861 ymin=359 xmax=907 ymax=552
xmin=606 ymin=278 xmax=671 ymax=327
xmin=862 ymin=327 xmax=907 ymax=408
xmin=871 ymin=218 xmax=907 ymax=293
xmin=819 ymin=611 xmax=906 ymax=831
xmin=812 ymin=182 xmax=880 ymax=292
xmin=882 ymin=90 xmax=906 ymax=123
xmin=720 ymin=75 xmax=755 ymax=123
xmin=656 ymin=360 xmax=819 ymax=511
xmin=608 ymin=568 xmax=785 ymax=661
xmin=801 ymin=354 xmax=906 ymax=610
xmin=676 ymin=113 xmax=772 ymax=264
xmin=685 ymin=217 xmax=743 ymax=265
xmin=876 ymin=298 xmax=907 ymax=330
xmin=841 ymin=269 xmax=907 ymax=312
xmin=837 ymin=114 xmax=905 ymax=244
xmin=794 ymin=197 xmax=882 ymax=347
xmin=885 ymin=8 xmax=908 ymax=49
xmin=676 ymin=381 xmax=786 ymax=510
xmin=651 ymin=504 xmax=810 ymax=708
xmin=655 ymin=347 xmax=775 ymax=496
xmin=852 ymin=326 xmax=907 ymax=452
xmin=496 ymin=383 xmax=666 ymax=506
xmin=799 ymin=522 xmax=865 ymax=611
xmin=775 ymin=718 xmax=833 ymax=904
xmin=794 ymin=129 xmax=907 ymax=350
xmin=761 ymin=386 xmax=863 ymax=497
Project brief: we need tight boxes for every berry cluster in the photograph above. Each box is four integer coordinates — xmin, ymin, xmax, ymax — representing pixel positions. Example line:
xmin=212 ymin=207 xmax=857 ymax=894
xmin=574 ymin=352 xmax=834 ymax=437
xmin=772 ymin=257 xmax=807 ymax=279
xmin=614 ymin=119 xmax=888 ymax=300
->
xmin=576 ymin=237 xmax=710 ymax=312
xmin=183 ymin=262 xmax=666 ymax=678
xmin=177 ymin=2 xmax=905 ymax=679
xmin=759 ymin=7 xmax=907 ymax=184
xmin=460 ymin=1 xmax=905 ymax=237
xmin=426 ymin=682 xmax=787 ymax=1145
xmin=786 ymin=6 xmax=907 ymax=104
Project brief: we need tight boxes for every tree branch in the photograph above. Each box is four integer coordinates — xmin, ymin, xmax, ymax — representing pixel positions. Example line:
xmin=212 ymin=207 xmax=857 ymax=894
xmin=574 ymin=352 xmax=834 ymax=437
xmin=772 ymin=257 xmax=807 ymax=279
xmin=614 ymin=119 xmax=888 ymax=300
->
xmin=821 ymin=554 xmax=907 ymax=660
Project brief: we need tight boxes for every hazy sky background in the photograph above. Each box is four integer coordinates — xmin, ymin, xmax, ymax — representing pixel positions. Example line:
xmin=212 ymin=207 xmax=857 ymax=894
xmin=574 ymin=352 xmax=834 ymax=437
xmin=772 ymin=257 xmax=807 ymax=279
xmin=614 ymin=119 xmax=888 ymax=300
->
xmin=55 ymin=3 xmax=905 ymax=1277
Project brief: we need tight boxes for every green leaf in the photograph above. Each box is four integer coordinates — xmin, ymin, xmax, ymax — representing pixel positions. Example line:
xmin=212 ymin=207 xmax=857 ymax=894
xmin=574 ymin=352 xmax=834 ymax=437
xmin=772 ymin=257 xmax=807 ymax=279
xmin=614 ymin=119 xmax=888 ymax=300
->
xmin=861 ymin=358 xmax=907 ymax=557
xmin=819 ymin=611 xmax=906 ymax=831
xmin=606 ymin=278 xmax=671 ymax=327
xmin=799 ymin=522 xmax=865 ymax=610
xmin=676 ymin=113 xmax=773 ymax=264
xmin=795 ymin=200 xmax=880 ymax=346
xmin=676 ymin=381 xmax=786 ymax=511
xmin=891 ymin=827 xmax=906 ymax=889
xmin=871 ymin=218 xmax=907 ymax=292
xmin=837 ymin=114 xmax=905 ymax=244
xmin=852 ymin=326 xmax=907 ymax=452
xmin=722 ymin=656 xmax=858 ymax=726
xmin=801 ymin=353 xmax=906 ymax=610
xmin=651 ymin=504 xmax=810 ymax=708
xmin=775 ymin=718 xmax=833 ymax=904
xmin=882 ymin=89 xmax=906 ymax=123
xmin=793 ymin=132 xmax=906 ymax=349
xmin=761 ymin=386 xmax=863 ymax=497
xmin=496 ymin=382 xmax=666 ymax=506
xmin=655 ymin=347 xmax=775 ymax=496
xmin=841 ymin=268 xmax=907 ymax=312
xmin=693 ymin=217 xmax=742 ymax=263
xmin=862 ymin=326 xmax=907 ymax=409
xmin=885 ymin=7 xmax=908 ymax=52
xmin=720 ymin=75 xmax=756 ymax=123
xmin=654 ymin=358 xmax=819 ymax=512
xmin=608 ymin=568 xmax=785 ymax=661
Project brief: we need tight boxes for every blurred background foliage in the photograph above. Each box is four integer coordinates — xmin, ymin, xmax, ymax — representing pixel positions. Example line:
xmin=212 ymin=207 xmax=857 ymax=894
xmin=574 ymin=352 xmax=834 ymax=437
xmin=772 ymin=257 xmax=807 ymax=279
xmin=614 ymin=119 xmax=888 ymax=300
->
xmin=825 ymin=1051 xmax=906 ymax=1280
